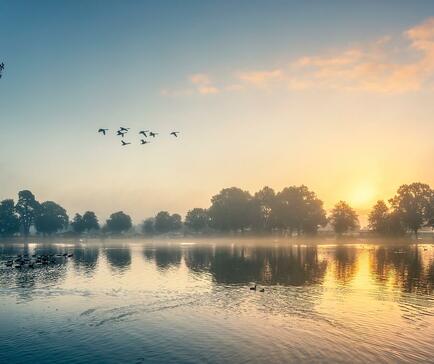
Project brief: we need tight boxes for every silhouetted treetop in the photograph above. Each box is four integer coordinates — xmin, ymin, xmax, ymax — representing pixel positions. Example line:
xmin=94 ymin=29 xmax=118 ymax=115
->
xmin=154 ymin=211 xmax=182 ymax=234
xmin=329 ymin=201 xmax=359 ymax=234
xmin=106 ymin=211 xmax=132 ymax=233
xmin=185 ymin=208 xmax=210 ymax=232
xmin=274 ymin=185 xmax=326 ymax=235
xmin=0 ymin=199 xmax=20 ymax=236
xmin=15 ymin=190 xmax=40 ymax=237
xmin=208 ymin=187 xmax=256 ymax=232
xmin=389 ymin=183 xmax=433 ymax=235
xmin=82 ymin=211 xmax=100 ymax=231
xmin=35 ymin=201 xmax=69 ymax=235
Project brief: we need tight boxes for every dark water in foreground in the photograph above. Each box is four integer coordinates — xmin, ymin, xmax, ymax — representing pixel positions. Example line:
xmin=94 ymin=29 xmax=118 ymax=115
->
xmin=0 ymin=239 xmax=433 ymax=363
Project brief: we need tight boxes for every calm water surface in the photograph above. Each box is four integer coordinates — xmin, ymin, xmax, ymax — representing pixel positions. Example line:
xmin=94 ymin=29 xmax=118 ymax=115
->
xmin=0 ymin=239 xmax=433 ymax=363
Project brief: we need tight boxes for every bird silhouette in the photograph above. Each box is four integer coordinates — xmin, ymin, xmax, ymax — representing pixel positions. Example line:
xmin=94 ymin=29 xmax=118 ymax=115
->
xmin=0 ymin=62 xmax=4 ymax=71
xmin=119 ymin=127 xmax=130 ymax=132
xmin=121 ymin=140 xmax=131 ymax=146
xmin=139 ymin=130 xmax=149 ymax=137
xmin=170 ymin=131 xmax=180 ymax=137
xmin=149 ymin=132 xmax=159 ymax=137
xmin=98 ymin=128 xmax=108 ymax=135
xmin=117 ymin=130 xmax=126 ymax=137
xmin=250 ymin=285 xmax=257 ymax=291
xmin=140 ymin=139 xmax=150 ymax=145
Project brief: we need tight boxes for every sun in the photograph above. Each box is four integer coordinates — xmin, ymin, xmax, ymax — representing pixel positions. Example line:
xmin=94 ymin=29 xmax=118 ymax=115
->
xmin=349 ymin=182 xmax=377 ymax=208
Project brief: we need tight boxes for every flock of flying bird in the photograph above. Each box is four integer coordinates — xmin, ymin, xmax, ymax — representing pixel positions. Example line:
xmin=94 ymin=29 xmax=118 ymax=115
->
xmin=98 ymin=127 xmax=180 ymax=146
xmin=0 ymin=63 xmax=180 ymax=147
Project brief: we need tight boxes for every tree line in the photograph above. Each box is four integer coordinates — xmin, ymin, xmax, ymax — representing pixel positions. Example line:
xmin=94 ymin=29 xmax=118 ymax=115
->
xmin=0 ymin=182 xmax=432 ymax=237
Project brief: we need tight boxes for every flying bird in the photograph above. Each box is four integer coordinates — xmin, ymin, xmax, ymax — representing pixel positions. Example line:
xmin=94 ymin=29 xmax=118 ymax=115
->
xmin=170 ymin=131 xmax=180 ymax=137
xmin=149 ymin=132 xmax=159 ymax=138
xmin=119 ymin=127 xmax=130 ymax=132
xmin=139 ymin=130 xmax=149 ymax=137
xmin=117 ymin=130 xmax=126 ymax=137
xmin=140 ymin=139 xmax=150 ymax=145
xmin=0 ymin=62 xmax=4 ymax=71
xmin=121 ymin=140 xmax=131 ymax=146
xmin=98 ymin=128 xmax=108 ymax=135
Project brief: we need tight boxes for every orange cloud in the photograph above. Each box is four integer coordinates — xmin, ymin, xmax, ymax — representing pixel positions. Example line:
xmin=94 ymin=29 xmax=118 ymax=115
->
xmin=161 ymin=73 xmax=219 ymax=96
xmin=197 ymin=85 xmax=219 ymax=94
xmin=190 ymin=73 xmax=212 ymax=85
xmin=163 ymin=18 xmax=434 ymax=96
xmin=289 ymin=17 xmax=434 ymax=93
xmin=238 ymin=69 xmax=283 ymax=85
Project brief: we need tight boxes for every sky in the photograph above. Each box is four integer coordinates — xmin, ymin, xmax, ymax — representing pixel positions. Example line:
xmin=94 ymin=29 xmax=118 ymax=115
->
xmin=0 ymin=0 xmax=433 ymax=225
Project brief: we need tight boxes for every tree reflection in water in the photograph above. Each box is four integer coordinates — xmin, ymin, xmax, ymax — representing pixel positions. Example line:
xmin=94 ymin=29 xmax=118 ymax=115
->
xmin=0 ymin=241 xmax=432 ymax=301
xmin=371 ymin=245 xmax=433 ymax=294
xmin=183 ymin=245 xmax=327 ymax=286
xmin=105 ymin=243 xmax=131 ymax=272
xmin=334 ymin=245 xmax=358 ymax=284
xmin=73 ymin=244 xmax=99 ymax=277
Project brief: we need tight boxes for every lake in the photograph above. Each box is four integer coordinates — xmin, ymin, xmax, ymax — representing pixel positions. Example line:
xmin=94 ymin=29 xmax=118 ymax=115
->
xmin=0 ymin=239 xmax=433 ymax=363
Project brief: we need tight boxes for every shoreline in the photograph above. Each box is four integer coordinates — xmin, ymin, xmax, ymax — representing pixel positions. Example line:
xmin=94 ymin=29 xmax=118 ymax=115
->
xmin=0 ymin=234 xmax=433 ymax=246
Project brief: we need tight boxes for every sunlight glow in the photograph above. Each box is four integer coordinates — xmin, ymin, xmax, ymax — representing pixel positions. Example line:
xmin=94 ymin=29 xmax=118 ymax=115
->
xmin=349 ymin=182 xmax=377 ymax=208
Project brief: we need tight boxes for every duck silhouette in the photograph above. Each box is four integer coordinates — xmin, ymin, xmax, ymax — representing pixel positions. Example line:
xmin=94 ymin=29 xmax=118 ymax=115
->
xmin=139 ymin=130 xmax=149 ymax=137
xmin=117 ymin=130 xmax=126 ymax=137
xmin=121 ymin=140 xmax=131 ymax=146
xmin=149 ymin=132 xmax=159 ymax=138
xmin=119 ymin=127 xmax=130 ymax=132
xmin=170 ymin=131 xmax=180 ymax=137
xmin=98 ymin=128 xmax=108 ymax=135
xmin=250 ymin=285 xmax=257 ymax=291
xmin=140 ymin=139 xmax=150 ymax=145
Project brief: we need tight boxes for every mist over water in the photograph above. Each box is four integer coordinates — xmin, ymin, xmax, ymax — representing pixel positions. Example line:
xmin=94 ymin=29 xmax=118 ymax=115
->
xmin=0 ymin=239 xmax=433 ymax=363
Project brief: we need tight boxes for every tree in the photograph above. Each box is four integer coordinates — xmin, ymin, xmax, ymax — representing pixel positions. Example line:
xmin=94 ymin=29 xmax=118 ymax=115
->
xmin=185 ymin=208 xmax=209 ymax=232
xmin=15 ymin=190 xmax=40 ymax=236
xmin=170 ymin=213 xmax=183 ymax=231
xmin=142 ymin=218 xmax=155 ymax=235
xmin=368 ymin=200 xmax=390 ymax=234
xmin=71 ymin=213 xmax=85 ymax=234
xmin=82 ymin=211 xmax=100 ymax=231
xmin=154 ymin=211 xmax=172 ymax=233
xmin=0 ymin=199 xmax=20 ymax=236
xmin=72 ymin=211 xmax=99 ymax=234
xmin=274 ymin=185 xmax=327 ymax=235
xmin=208 ymin=187 xmax=255 ymax=232
xmin=253 ymin=186 xmax=276 ymax=231
xmin=428 ymin=194 xmax=434 ymax=229
xmin=329 ymin=201 xmax=359 ymax=235
xmin=389 ymin=183 xmax=433 ymax=236
xmin=368 ymin=200 xmax=405 ymax=236
xmin=387 ymin=210 xmax=406 ymax=236
xmin=106 ymin=211 xmax=132 ymax=234
xmin=35 ymin=201 xmax=69 ymax=235
xmin=302 ymin=196 xmax=328 ymax=234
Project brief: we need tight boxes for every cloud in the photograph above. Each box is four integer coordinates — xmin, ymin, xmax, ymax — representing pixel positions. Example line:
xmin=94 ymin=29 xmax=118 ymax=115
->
xmin=161 ymin=73 xmax=220 ymax=96
xmin=190 ymin=73 xmax=212 ymax=85
xmin=162 ymin=17 xmax=434 ymax=96
xmin=197 ymin=85 xmax=219 ymax=94
xmin=237 ymin=69 xmax=283 ymax=85
xmin=288 ymin=17 xmax=434 ymax=93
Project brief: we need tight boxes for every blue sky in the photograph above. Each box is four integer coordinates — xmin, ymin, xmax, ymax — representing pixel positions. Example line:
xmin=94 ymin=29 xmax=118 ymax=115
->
xmin=1 ymin=1 xmax=433 ymax=224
